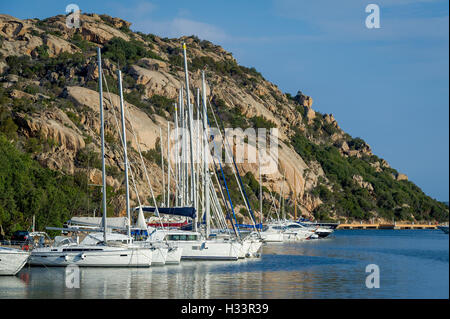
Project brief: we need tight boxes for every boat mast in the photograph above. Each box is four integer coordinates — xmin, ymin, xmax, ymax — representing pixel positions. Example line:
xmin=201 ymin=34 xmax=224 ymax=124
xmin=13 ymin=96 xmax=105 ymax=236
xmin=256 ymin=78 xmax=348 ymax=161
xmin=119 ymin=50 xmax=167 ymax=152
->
xmin=201 ymin=71 xmax=210 ymax=238
xmin=195 ymin=88 xmax=201 ymax=215
xmin=294 ymin=170 xmax=297 ymax=221
xmin=279 ymin=175 xmax=284 ymax=222
xmin=167 ymin=121 xmax=171 ymax=207
xmin=282 ymin=172 xmax=286 ymax=220
xmin=160 ymin=127 xmax=166 ymax=206
xmin=180 ymin=88 xmax=186 ymax=206
xmin=117 ymin=70 xmax=131 ymax=239
xmin=97 ymin=47 xmax=107 ymax=244
xmin=174 ymin=102 xmax=179 ymax=206
xmin=259 ymin=149 xmax=263 ymax=225
xmin=182 ymin=42 xmax=197 ymax=231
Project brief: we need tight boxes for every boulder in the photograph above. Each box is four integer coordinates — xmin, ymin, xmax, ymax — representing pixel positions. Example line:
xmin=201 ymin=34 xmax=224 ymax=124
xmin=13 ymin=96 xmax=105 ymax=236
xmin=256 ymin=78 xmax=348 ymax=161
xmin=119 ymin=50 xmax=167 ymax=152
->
xmin=0 ymin=61 xmax=8 ymax=74
xmin=137 ymin=58 xmax=168 ymax=70
xmin=294 ymin=91 xmax=313 ymax=107
xmin=10 ymin=89 xmax=35 ymax=101
xmin=80 ymin=15 xmax=129 ymax=44
xmin=129 ymin=65 xmax=181 ymax=98
xmin=43 ymin=34 xmax=80 ymax=57
xmin=65 ymin=86 xmax=162 ymax=152
xmin=305 ymin=106 xmax=316 ymax=121
xmin=352 ymin=175 xmax=374 ymax=192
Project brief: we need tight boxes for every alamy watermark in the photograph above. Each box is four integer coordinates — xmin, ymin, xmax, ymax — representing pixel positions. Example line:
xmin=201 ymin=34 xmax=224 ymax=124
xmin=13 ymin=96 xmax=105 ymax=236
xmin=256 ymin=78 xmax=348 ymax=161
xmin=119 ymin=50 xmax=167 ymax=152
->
xmin=66 ymin=4 xmax=81 ymax=29
xmin=65 ymin=264 xmax=80 ymax=288
xmin=365 ymin=264 xmax=380 ymax=288
xmin=365 ymin=4 xmax=381 ymax=29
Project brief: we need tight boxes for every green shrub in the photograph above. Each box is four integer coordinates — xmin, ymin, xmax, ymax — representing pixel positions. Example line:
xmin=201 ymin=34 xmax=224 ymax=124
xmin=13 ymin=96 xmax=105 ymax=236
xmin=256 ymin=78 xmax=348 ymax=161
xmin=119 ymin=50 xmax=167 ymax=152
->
xmin=71 ymin=33 xmax=95 ymax=52
xmin=35 ymin=45 xmax=49 ymax=59
xmin=250 ymin=115 xmax=276 ymax=130
xmin=75 ymin=148 xmax=102 ymax=169
xmin=289 ymin=129 xmax=448 ymax=221
xmin=102 ymin=37 xmax=163 ymax=66
xmin=348 ymin=137 xmax=366 ymax=150
xmin=149 ymin=94 xmax=175 ymax=114
xmin=0 ymin=117 xmax=18 ymax=140
xmin=65 ymin=111 xmax=81 ymax=128
xmin=24 ymin=84 xmax=40 ymax=95
xmin=0 ymin=134 xmax=95 ymax=234
xmin=168 ymin=55 xmax=183 ymax=68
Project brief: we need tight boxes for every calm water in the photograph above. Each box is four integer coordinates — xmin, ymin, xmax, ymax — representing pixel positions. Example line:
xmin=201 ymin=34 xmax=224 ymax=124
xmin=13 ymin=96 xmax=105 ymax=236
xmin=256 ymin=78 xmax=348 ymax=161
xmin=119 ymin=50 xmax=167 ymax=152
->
xmin=0 ymin=230 xmax=448 ymax=298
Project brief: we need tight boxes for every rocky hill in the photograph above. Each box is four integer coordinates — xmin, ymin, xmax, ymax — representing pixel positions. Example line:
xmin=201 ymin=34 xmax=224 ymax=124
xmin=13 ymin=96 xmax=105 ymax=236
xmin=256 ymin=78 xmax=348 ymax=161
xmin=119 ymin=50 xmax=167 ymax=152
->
xmin=0 ymin=13 xmax=447 ymax=233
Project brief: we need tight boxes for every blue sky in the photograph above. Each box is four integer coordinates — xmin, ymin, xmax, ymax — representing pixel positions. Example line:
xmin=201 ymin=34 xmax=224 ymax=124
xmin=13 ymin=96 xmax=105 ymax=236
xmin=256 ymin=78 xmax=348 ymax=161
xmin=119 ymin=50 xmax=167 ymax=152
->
xmin=1 ymin=0 xmax=448 ymax=201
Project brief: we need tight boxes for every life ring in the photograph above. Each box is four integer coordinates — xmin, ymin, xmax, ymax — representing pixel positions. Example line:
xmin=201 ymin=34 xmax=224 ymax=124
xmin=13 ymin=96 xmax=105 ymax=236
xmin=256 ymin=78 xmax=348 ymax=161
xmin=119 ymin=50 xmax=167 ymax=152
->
xmin=22 ymin=245 xmax=30 ymax=251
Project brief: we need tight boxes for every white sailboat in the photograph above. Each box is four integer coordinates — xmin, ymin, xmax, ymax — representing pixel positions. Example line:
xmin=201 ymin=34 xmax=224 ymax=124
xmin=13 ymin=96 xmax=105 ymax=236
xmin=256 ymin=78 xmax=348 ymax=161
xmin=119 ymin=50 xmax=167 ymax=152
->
xmin=133 ymin=207 xmax=180 ymax=264
xmin=281 ymin=221 xmax=315 ymax=241
xmin=29 ymin=48 xmax=152 ymax=268
xmin=137 ymin=44 xmax=245 ymax=261
xmin=147 ymin=228 xmax=240 ymax=260
xmin=259 ymin=223 xmax=285 ymax=242
xmin=0 ymin=247 xmax=30 ymax=275
xmin=29 ymin=239 xmax=152 ymax=267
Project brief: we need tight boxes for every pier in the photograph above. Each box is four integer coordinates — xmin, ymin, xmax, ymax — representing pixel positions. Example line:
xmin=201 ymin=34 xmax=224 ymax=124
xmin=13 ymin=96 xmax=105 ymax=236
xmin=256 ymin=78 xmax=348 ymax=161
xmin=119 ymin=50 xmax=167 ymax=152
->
xmin=337 ymin=223 xmax=437 ymax=230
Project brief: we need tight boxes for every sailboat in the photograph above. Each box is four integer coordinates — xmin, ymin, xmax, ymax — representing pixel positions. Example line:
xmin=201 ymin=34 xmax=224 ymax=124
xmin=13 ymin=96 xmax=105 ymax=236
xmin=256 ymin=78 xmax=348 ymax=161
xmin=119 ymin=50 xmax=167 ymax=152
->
xmin=29 ymin=48 xmax=152 ymax=267
xmin=139 ymin=43 xmax=245 ymax=261
xmin=0 ymin=246 xmax=30 ymax=275
xmin=132 ymin=207 xmax=181 ymax=264
xmin=106 ymin=69 xmax=183 ymax=265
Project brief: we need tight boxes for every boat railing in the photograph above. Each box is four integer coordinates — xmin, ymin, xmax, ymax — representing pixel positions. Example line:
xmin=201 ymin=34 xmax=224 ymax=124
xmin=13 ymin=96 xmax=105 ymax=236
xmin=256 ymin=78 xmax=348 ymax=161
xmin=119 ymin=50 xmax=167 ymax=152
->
xmin=0 ymin=240 xmax=35 ymax=251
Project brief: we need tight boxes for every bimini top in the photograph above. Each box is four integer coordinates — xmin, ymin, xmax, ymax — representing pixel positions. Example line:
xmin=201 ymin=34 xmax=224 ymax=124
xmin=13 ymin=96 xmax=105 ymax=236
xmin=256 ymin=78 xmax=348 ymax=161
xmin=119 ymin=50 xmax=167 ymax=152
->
xmin=134 ymin=206 xmax=196 ymax=219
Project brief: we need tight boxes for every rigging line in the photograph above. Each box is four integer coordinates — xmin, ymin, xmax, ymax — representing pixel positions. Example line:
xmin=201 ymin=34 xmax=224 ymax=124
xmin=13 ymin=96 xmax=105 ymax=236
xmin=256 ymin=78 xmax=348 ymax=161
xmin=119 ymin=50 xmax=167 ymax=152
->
xmin=199 ymin=103 xmax=234 ymax=229
xmin=207 ymin=99 xmax=259 ymax=232
xmin=203 ymin=124 xmax=234 ymax=234
xmin=102 ymin=71 xmax=143 ymax=226
xmin=209 ymin=148 xmax=237 ymax=237
xmin=100 ymin=67 xmax=164 ymax=230
xmin=159 ymin=127 xmax=166 ymax=207
xmin=207 ymin=138 xmax=240 ymax=236
xmin=198 ymin=97 xmax=240 ymax=238
xmin=124 ymin=101 xmax=165 ymax=230
xmin=101 ymin=70 xmax=151 ymax=236
xmin=207 ymin=95 xmax=255 ymax=218
xmin=210 ymin=180 xmax=229 ymax=232
xmin=101 ymin=69 xmax=133 ymax=229
xmin=268 ymin=188 xmax=281 ymax=221
xmin=216 ymin=158 xmax=241 ymax=237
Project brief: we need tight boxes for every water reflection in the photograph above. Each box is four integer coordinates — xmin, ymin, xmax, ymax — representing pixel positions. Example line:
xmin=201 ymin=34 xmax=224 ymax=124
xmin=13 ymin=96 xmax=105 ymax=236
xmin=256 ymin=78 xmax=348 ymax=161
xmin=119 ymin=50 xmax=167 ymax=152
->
xmin=0 ymin=230 xmax=448 ymax=299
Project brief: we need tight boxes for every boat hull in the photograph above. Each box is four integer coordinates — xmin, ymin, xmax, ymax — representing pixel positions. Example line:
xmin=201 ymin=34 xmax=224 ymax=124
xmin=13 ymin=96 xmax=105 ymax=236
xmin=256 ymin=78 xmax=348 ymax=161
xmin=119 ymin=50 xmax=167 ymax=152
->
xmin=0 ymin=249 xmax=30 ymax=275
xmin=166 ymin=246 xmax=183 ymax=264
xmin=260 ymin=232 xmax=284 ymax=243
xmin=283 ymin=230 xmax=312 ymax=241
xmin=150 ymin=247 xmax=168 ymax=266
xmin=315 ymin=228 xmax=333 ymax=238
xmin=246 ymin=240 xmax=263 ymax=257
xmin=174 ymin=241 xmax=239 ymax=260
xmin=29 ymin=247 xmax=152 ymax=267
xmin=238 ymin=241 xmax=250 ymax=258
